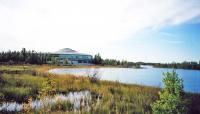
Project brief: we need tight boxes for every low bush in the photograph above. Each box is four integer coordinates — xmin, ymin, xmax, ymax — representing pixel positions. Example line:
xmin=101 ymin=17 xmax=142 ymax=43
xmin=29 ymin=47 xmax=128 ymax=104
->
xmin=2 ymin=87 xmax=31 ymax=102
xmin=151 ymin=71 xmax=187 ymax=114
xmin=87 ymin=69 xmax=101 ymax=83
xmin=51 ymin=100 xmax=74 ymax=112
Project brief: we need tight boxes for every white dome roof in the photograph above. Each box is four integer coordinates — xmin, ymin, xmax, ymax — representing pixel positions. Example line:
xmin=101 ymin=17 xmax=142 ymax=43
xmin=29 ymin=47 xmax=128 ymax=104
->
xmin=52 ymin=48 xmax=91 ymax=56
xmin=56 ymin=48 xmax=77 ymax=53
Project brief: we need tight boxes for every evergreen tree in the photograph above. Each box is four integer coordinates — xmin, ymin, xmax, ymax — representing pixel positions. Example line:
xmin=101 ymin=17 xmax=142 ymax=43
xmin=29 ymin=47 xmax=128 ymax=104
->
xmin=93 ymin=53 xmax=103 ymax=64
xmin=0 ymin=48 xmax=51 ymax=64
xmin=151 ymin=71 xmax=187 ymax=114
xmin=63 ymin=59 xmax=69 ymax=65
xmin=21 ymin=48 xmax=26 ymax=62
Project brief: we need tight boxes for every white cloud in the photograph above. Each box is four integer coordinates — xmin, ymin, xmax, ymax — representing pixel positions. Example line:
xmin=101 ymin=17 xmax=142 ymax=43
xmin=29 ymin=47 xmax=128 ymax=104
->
xmin=0 ymin=0 xmax=200 ymax=53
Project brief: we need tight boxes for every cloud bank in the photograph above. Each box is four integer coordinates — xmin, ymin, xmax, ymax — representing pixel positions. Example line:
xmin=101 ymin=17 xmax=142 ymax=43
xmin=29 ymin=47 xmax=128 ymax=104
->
xmin=0 ymin=0 xmax=200 ymax=52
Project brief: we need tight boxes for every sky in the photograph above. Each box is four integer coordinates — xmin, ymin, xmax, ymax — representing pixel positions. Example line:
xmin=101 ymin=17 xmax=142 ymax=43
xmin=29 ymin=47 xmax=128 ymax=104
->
xmin=0 ymin=0 xmax=200 ymax=63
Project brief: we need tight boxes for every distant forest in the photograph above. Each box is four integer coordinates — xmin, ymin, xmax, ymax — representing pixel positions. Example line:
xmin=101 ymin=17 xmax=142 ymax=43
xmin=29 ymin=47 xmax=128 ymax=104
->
xmin=0 ymin=48 xmax=51 ymax=64
xmin=93 ymin=54 xmax=200 ymax=70
xmin=0 ymin=49 xmax=140 ymax=68
xmin=92 ymin=53 xmax=140 ymax=68
xmin=151 ymin=62 xmax=200 ymax=70
xmin=141 ymin=61 xmax=200 ymax=70
xmin=0 ymin=48 xmax=200 ymax=70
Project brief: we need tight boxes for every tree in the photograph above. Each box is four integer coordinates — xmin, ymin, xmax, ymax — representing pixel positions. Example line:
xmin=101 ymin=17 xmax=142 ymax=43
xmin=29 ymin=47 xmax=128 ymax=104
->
xmin=63 ymin=59 xmax=69 ymax=65
xmin=93 ymin=53 xmax=103 ymax=64
xmin=21 ymin=48 xmax=26 ymax=62
xmin=37 ymin=76 xmax=56 ymax=113
xmin=0 ymin=48 xmax=51 ymax=65
xmin=121 ymin=60 xmax=128 ymax=67
xmin=51 ymin=57 xmax=60 ymax=65
xmin=151 ymin=71 xmax=187 ymax=114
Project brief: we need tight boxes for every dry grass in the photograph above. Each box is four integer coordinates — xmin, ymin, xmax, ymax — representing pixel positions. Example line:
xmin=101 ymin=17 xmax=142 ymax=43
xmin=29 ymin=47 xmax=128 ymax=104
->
xmin=0 ymin=65 xmax=200 ymax=114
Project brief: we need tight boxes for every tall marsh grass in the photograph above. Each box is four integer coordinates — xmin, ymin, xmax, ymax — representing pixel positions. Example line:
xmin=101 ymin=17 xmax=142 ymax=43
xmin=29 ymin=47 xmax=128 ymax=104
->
xmin=0 ymin=65 xmax=200 ymax=113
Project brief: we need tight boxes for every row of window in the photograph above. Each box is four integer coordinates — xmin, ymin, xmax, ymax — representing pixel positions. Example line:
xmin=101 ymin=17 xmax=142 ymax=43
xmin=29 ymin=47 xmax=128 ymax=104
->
xmin=59 ymin=54 xmax=92 ymax=60
xmin=77 ymin=60 xmax=91 ymax=63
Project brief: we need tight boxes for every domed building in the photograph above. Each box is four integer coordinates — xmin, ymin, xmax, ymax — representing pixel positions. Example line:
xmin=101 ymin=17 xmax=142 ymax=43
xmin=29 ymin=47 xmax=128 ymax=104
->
xmin=50 ymin=48 xmax=92 ymax=65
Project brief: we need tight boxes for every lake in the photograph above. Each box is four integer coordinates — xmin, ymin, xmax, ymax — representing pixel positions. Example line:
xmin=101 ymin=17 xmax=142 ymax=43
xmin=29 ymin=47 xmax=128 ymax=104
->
xmin=49 ymin=66 xmax=200 ymax=93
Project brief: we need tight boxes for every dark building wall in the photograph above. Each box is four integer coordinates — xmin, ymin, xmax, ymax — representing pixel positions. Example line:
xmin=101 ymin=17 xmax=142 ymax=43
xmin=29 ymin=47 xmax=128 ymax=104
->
xmin=52 ymin=54 xmax=92 ymax=64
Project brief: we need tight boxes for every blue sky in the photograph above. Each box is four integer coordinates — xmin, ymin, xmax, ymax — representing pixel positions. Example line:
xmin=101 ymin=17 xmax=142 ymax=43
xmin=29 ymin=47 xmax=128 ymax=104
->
xmin=116 ymin=23 xmax=200 ymax=62
xmin=0 ymin=0 xmax=200 ymax=63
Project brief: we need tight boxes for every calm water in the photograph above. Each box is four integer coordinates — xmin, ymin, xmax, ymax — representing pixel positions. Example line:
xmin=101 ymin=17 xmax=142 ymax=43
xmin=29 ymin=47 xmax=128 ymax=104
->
xmin=49 ymin=66 xmax=200 ymax=93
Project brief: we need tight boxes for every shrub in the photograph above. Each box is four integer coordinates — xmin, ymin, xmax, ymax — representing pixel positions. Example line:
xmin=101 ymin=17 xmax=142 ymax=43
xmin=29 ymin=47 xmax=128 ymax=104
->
xmin=38 ymin=77 xmax=56 ymax=100
xmin=2 ymin=87 xmax=31 ymax=102
xmin=37 ymin=76 xmax=57 ymax=113
xmin=50 ymin=100 xmax=74 ymax=111
xmin=0 ymin=72 xmax=3 ymax=84
xmin=151 ymin=71 xmax=187 ymax=114
xmin=22 ymin=97 xmax=32 ymax=113
xmin=63 ymin=59 xmax=69 ymax=65
xmin=0 ymin=92 xmax=4 ymax=101
xmin=88 ymin=69 xmax=100 ymax=83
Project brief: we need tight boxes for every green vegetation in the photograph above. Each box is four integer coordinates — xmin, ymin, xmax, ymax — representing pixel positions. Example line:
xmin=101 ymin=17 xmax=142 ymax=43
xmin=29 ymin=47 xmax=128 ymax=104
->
xmin=151 ymin=71 xmax=187 ymax=114
xmin=63 ymin=59 xmax=69 ymax=65
xmin=150 ymin=61 xmax=200 ymax=70
xmin=0 ymin=48 xmax=51 ymax=65
xmin=87 ymin=69 xmax=101 ymax=83
xmin=92 ymin=53 xmax=103 ymax=65
xmin=0 ymin=49 xmax=141 ymax=68
xmin=1 ymin=48 xmax=200 ymax=70
xmin=37 ymin=76 xmax=57 ymax=113
xmin=93 ymin=53 xmax=141 ymax=68
xmin=0 ymin=65 xmax=200 ymax=114
xmin=92 ymin=53 xmax=200 ymax=70
xmin=0 ymin=65 xmax=158 ymax=113
xmin=50 ymin=57 xmax=60 ymax=66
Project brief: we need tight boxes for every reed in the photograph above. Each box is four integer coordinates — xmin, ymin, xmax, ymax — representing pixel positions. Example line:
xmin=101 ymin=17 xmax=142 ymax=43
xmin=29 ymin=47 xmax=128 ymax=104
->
xmin=0 ymin=65 xmax=200 ymax=113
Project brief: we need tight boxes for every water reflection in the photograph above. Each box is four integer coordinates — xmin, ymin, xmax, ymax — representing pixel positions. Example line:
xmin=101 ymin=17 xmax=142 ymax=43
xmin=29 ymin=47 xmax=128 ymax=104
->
xmin=49 ymin=67 xmax=200 ymax=93
xmin=0 ymin=90 xmax=91 ymax=112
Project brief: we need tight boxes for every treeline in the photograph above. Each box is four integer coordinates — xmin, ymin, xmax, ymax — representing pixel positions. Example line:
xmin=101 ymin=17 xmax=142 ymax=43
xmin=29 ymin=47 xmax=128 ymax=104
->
xmin=152 ymin=61 xmax=200 ymax=70
xmin=92 ymin=53 xmax=140 ymax=68
xmin=92 ymin=54 xmax=200 ymax=70
xmin=0 ymin=48 xmax=51 ymax=65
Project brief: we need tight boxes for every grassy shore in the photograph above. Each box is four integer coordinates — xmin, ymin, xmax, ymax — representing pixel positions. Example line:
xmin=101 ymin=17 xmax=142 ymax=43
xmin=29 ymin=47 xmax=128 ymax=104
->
xmin=0 ymin=65 xmax=200 ymax=114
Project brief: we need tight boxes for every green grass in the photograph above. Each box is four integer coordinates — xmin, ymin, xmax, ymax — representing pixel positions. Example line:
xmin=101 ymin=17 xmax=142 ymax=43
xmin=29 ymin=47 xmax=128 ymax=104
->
xmin=0 ymin=65 xmax=30 ymax=72
xmin=0 ymin=73 xmax=46 ymax=102
xmin=1 ymin=86 xmax=31 ymax=102
xmin=0 ymin=65 xmax=200 ymax=113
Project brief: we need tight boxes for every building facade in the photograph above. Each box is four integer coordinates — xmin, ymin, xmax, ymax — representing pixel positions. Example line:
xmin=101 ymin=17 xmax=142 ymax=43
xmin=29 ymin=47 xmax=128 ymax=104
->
xmin=51 ymin=48 xmax=93 ymax=65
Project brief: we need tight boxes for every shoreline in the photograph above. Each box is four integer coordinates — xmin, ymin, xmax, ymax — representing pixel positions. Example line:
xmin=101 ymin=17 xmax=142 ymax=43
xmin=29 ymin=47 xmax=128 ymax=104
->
xmin=0 ymin=65 xmax=200 ymax=113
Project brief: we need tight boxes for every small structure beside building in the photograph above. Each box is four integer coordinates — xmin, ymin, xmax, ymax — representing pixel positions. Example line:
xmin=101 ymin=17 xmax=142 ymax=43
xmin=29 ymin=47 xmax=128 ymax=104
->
xmin=50 ymin=48 xmax=93 ymax=65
